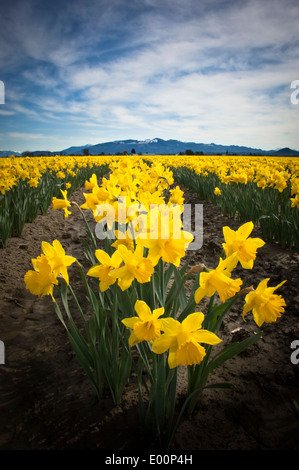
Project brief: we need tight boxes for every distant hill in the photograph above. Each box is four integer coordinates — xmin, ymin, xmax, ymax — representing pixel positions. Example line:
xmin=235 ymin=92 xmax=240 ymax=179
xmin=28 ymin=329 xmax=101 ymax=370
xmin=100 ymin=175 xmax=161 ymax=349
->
xmin=271 ymin=147 xmax=299 ymax=156
xmin=1 ymin=138 xmax=299 ymax=157
xmin=0 ymin=150 xmax=21 ymax=157
xmin=58 ymin=144 xmax=92 ymax=155
xmin=59 ymin=138 xmax=299 ymax=157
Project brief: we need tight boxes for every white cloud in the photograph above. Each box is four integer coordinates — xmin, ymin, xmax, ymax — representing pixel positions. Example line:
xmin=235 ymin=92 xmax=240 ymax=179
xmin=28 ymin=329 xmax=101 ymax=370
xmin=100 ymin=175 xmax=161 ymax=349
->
xmin=8 ymin=132 xmax=48 ymax=140
xmin=0 ymin=110 xmax=15 ymax=116
xmin=1 ymin=0 xmax=299 ymax=151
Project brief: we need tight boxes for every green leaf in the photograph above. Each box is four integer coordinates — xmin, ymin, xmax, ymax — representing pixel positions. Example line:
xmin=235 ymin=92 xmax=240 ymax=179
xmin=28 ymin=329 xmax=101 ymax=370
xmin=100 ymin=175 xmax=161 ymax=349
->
xmin=118 ymin=348 xmax=132 ymax=395
xmin=163 ymin=263 xmax=175 ymax=291
xmin=155 ymin=356 xmax=166 ymax=438
xmin=165 ymin=263 xmax=189 ymax=316
xmin=117 ymin=285 xmax=136 ymax=319
xmin=203 ymin=295 xmax=238 ymax=333
xmin=53 ymin=300 xmax=68 ymax=331
xmin=66 ymin=331 xmax=101 ymax=398
xmin=208 ymin=331 xmax=262 ymax=373
xmin=80 ymin=237 xmax=96 ymax=264
xmin=177 ymin=271 xmax=200 ymax=322
xmin=204 ymin=382 xmax=236 ymax=391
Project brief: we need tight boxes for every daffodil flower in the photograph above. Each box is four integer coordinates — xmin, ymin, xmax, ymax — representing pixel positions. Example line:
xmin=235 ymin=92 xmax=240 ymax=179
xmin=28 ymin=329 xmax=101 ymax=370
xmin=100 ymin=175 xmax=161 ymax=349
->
xmin=109 ymin=244 xmax=154 ymax=291
xmin=81 ymin=184 xmax=121 ymax=212
xmin=122 ymin=300 xmax=164 ymax=346
xmin=243 ymin=278 xmax=286 ymax=326
xmin=24 ymin=254 xmax=58 ymax=301
xmin=87 ymin=249 xmax=122 ymax=291
xmin=152 ymin=312 xmax=222 ymax=368
xmin=52 ymin=189 xmax=72 ymax=218
xmin=28 ymin=177 xmax=39 ymax=188
xmin=168 ymin=186 xmax=184 ymax=206
xmin=111 ymin=229 xmax=135 ymax=252
xmin=290 ymin=194 xmax=299 ymax=209
xmin=194 ymin=253 xmax=242 ymax=304
xmin=85 ymin=173 xmax=98 ymax=190
xmin=222 ymin=222 xmax=265 ymax=269
xmin=41 ymin=239 xmax=76 ymax=285
xmin=137 ymin=205 xmax=193 ymax=267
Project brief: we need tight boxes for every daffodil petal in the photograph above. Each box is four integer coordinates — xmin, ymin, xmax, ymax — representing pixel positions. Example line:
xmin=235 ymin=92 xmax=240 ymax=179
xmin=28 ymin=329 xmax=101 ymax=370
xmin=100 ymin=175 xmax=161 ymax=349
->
xmin=182 ymin=312 xmax=204 ymax=332
xmin=95 ymin=249 xmax=111 ymax=265
xmin=152 ymin=334 xmax=176 ymax=354
xmin=237 ymin=221 xmax=254 ymax=239
xmin=192 ymin=329 xmax=222 ymax=346
xmin=134 ymin=300 xmax=152 ymax=321
xmin=122 ymin=316 xmax=139 ymax=329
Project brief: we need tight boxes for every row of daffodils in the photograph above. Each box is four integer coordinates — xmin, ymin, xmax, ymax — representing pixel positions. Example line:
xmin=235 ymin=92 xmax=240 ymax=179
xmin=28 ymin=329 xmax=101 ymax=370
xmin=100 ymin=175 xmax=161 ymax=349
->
xmin=1 ymin=153 xmax=299 ymax=249
xmin=24 ymin=158 xmax=286 ymax=449
xmin=158 ymin=154 xmax=299 ymax=250
xmin=0 ymin=155 xmax=110 ymax=247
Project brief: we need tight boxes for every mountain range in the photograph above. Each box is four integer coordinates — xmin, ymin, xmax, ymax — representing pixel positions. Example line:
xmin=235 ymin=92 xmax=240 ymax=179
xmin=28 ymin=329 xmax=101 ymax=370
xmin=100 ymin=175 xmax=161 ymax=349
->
xmin=1 ymin=138 xmax=299 ymax=157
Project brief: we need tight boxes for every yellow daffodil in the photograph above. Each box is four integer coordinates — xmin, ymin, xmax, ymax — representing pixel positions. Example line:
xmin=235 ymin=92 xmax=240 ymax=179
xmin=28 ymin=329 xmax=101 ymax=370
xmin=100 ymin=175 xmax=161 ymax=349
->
xmin=222 ymin=222 xmax=265 ymax=269
xmin=243 ymin=278 xmax=286 ymax=326
xmin=138 ymin=190 xmax=165 ymax=210
xmin=56 ymin=171 xmax=66 ymax=179
xmin=41 ymin=240 xmax=76 ymax=285
xmin=152 ymin=312 xmax=221 ymax=368
xmin=87 ymin=249 xmax=122 ymax=291
xmin=80 ymin=190 xmax=103 ymax=212
xmin=109 ymin=244 xmax=154 ymax=291
xmin=28 ymin=177 xmax=39 ymax=188
xmin=168 ymin=186 xmax=184 ymax=206
xmin=214 ymin=187 xmax=221 ymax=196
xmin=137 ymin=205 xmax=193 ymax=266
xmin=122 ymin=300 xmax=164 ymax=346
xmin=111 ymin=229 xmax=135 ymax=252
xmin=24 ymin=254 xmax=58 ymax=301
xmin=85 ymin=173 xmax=98 ymax=190
xmin=290 ymin=194 xmax=299 ymax=209
xmin=52 ymin=189 xmax=72 ymax=218
xmin=93 ymin=201 xmax=118 ymax=230
xmin=81 ymin=183 xmax=121 ymax=211
xmin=194 ymin=253 xmax=242 ymax=304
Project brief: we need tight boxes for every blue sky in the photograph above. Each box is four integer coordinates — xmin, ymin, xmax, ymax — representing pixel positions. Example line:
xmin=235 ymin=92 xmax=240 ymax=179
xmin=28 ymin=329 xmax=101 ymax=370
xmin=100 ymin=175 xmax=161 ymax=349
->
xmin=0 ymin=0 xmax=299 ymax=153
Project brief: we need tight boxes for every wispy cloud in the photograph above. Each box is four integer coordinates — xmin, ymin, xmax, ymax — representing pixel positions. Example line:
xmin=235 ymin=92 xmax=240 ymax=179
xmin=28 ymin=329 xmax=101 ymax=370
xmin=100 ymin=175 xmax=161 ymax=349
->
xmin=8 ymin=132 xmax=49 ymax=140
xmin=0 ymin=0 xmax=299 ymax=152
xmin=0 ymin=110 xmax=15 ymax=116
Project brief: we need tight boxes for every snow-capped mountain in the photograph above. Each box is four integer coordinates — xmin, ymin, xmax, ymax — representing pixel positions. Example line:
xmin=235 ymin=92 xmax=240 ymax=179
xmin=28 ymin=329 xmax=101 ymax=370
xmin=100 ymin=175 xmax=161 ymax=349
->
xmin=1 ymin=138 xmax=299 ymax=157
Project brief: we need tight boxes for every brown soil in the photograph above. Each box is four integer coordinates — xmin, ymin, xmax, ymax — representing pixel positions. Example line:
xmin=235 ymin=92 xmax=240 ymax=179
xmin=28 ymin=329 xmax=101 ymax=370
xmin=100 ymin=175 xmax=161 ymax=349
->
xmin=0 ymin=184 xmax=299 ymax=452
